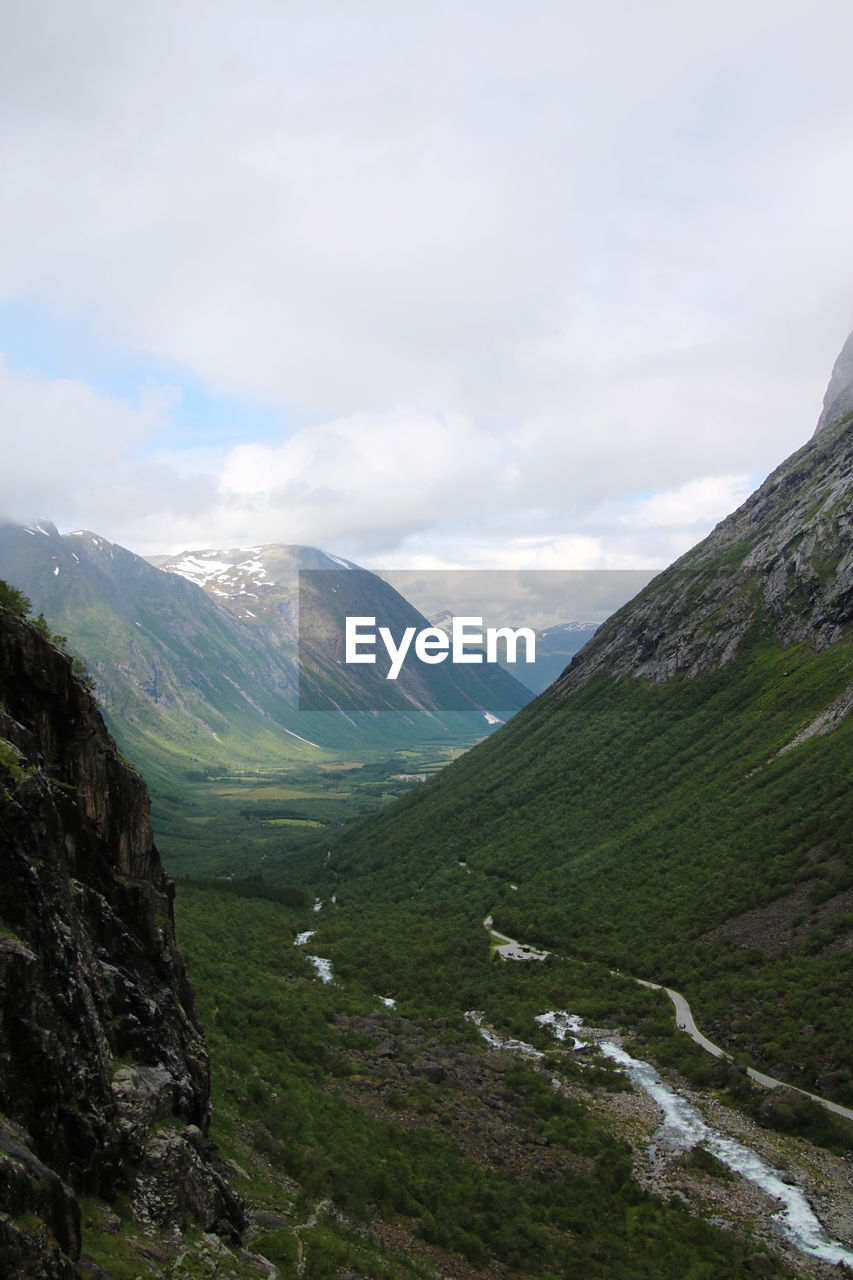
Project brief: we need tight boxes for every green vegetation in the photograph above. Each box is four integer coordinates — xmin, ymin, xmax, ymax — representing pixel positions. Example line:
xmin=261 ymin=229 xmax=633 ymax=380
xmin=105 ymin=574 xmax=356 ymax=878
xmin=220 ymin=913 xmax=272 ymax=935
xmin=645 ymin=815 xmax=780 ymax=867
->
xmin=0 ymin=576 xmax=68 ymax=649
xmin=149 ymin=751 xmax=459 ymax=880
xmin=5 ymin=472 xmax=852 ymax=1274
xmin=0 ymin=532 xmax=511 ymax=815
xmin=0 ymin=578 xmax=31 ymax=617
xmin=320 ymin=632 xmax=853 ymax=1102
xmin=164 ymin=883 xmax=777 ymax=1279
xmin=679 ymin=1147 xmax=735 ymax=1181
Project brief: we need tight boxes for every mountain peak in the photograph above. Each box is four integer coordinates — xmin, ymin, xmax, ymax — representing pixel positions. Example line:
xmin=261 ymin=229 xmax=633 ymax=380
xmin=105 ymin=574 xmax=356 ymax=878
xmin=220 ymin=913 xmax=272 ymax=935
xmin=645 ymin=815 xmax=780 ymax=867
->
xmin=554 ymin=384 xmax=853 ymax=691
xmin=814 ymin=329 xmax=853 ymax=435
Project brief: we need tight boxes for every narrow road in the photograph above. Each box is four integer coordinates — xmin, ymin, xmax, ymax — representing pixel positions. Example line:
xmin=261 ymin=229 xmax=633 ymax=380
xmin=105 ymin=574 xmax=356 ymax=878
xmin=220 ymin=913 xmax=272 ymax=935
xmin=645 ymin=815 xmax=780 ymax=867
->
xmin=636 ymin=977 xmax=853 ymax=1123
xmin=634 ymin=978 xmax=729 ymax=1059
xmin=485 ymin=917 xmax=853 ymax=1124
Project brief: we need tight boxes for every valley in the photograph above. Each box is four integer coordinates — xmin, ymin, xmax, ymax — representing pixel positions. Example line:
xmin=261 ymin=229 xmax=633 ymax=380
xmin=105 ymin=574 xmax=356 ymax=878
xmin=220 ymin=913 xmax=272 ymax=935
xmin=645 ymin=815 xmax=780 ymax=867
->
xmin=8 ymin=7 xmax=853 ymax=1275
xmin=156 ymin=874 xmax=853 ymax=1280
xmin=148 ymin=744 xmax=470 ymax=881
xmin=2 ymin=346 xmax=853 ymax=1277
xmin=167 ymin=881 xmax=838 ymax=1280
xmin=3 ymin=559 xmax=853 ymax=1277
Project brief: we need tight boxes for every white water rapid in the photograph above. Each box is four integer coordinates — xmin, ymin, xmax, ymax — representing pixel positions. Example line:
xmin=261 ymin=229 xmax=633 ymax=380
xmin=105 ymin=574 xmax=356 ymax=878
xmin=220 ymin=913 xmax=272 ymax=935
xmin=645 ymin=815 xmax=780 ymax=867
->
xmin=548 ymin=1015 xmax=853 ymax=1269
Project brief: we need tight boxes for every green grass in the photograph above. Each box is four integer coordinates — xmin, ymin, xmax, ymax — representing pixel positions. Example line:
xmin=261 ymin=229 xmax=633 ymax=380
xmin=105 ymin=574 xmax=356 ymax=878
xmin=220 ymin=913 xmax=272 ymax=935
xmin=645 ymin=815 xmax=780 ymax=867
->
xmin=144 ymin=750 xmax=462 ymax=880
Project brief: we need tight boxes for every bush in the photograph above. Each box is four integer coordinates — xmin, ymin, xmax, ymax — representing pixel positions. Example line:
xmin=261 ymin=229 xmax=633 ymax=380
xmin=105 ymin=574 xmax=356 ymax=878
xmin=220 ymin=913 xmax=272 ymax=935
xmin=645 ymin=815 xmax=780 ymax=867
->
xmin=0 ymin=579 xmax=31 ymax=618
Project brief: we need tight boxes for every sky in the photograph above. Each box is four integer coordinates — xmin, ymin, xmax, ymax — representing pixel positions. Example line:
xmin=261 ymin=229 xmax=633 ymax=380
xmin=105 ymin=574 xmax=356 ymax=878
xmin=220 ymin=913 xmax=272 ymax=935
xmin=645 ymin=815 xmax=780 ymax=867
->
xmin=2 ymin=0 xmax=853 ymax=573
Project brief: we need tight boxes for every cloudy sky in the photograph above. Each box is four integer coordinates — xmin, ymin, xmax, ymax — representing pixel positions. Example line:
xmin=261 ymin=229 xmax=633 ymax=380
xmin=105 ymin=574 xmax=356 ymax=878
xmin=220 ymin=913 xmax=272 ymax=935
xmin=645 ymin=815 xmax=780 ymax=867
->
xmin=2 ymin=0 xmax=852 ymax=572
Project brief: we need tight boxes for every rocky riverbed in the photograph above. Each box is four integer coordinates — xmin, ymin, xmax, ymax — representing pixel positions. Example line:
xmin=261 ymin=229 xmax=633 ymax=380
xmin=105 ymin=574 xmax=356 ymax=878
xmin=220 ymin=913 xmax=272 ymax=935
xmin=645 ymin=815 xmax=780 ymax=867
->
xmin=328 ymin=1006 xmax=853 ymax=1279
xmin=546 ymin=1020 xmax=853 ymax=1280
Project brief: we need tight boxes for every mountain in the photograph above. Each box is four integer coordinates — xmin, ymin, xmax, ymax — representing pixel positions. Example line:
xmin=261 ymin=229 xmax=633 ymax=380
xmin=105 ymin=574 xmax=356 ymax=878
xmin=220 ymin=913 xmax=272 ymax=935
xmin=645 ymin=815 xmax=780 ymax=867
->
xmin=0 ymin=523 xmax=311 ymax=768
xmin=429 ymin=611 xmax=598 ymax=693
xmin=0 ymin=526 xmax=531 ymax=765
xmin=815 ymin=327 xmax=853 ymax=436
xmin=0 ymin=601 xmax=242 ymax=1277
xmin=0 ymin=527 xmax=534 ymax=878
xmin=517 ymin=620 xmax=600 ymax=692
xmin=150 ymin=544 xmax=532 ymax=716
xmin=323 ymin=337 xmax=853 ymax=1106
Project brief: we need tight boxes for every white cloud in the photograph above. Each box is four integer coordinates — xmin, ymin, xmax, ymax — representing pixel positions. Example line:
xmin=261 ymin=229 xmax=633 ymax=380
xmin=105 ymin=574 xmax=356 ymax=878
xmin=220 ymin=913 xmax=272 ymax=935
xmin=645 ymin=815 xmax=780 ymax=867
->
xmin=202 ymin=408 xmax=757 ymax=568
xmin=216 ymin=409 xmax=511 ymax=550
xmin=0 ymin=1 xmax=852 ymax=565
xmin=0 ymin=360 xmax=225 ymax=540
xmin=0 ymin=359 xmax=154 ymax=521
xmin=621 ymin=476 xmax=754 ymax=531
xmin=1 ymin=1 xmax=851 ymax=418
xmin=0 ymin=357 xmax=802 ymax=571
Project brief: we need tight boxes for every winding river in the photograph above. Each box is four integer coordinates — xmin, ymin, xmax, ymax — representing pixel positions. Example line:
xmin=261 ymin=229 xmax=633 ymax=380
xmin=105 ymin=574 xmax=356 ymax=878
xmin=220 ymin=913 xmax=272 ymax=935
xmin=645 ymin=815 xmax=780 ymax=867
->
xmin=593 ymin=1024 xmax=853 ymax=1269
xmin=467 ymin=1006 xmax=853 ymax=1269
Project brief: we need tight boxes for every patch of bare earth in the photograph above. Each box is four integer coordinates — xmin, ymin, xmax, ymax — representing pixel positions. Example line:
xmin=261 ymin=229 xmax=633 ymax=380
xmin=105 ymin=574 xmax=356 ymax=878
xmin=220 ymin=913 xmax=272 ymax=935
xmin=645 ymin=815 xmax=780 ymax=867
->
xmin=701 ymin=851 xmax=853 ymax=958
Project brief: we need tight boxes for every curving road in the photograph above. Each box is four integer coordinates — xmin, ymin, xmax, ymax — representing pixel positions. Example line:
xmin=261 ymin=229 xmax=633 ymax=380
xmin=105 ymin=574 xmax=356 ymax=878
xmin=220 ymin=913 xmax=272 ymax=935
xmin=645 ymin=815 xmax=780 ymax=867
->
xmin=634 ymin=977 xmax=853 ymax=1123
xmin=485 ymin=917 xmax=853 ymax=1124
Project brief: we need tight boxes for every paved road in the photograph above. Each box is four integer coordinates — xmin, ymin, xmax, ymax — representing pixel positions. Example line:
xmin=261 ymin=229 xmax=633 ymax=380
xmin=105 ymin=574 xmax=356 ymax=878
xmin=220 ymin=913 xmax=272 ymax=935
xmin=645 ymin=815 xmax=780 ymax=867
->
xmin=486 ymin=921 xmax=549 ymax=962
xmin=635 ymin=977 xmax=853 ymax=1123
xmin=635 ymin=978 xmax=727 ymax=1059
xmin=486 ymin=917 xmax=853 ymax=1124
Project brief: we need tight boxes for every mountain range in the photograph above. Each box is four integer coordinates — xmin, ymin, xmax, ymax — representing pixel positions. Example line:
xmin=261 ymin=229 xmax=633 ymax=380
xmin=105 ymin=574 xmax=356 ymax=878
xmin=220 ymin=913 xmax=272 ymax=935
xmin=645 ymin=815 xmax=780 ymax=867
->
xmin=0 ymin=528 xmax=540 ymax=876
xmin=429 ymin=611 xmax=600 ymax=694
xmin=0 ymin=526 xmax=532 ymax=769
xmin=320 ymin=335 xmax=853 ymax=1109
xmin=3 ymin=332 xmax=853 ymax=1278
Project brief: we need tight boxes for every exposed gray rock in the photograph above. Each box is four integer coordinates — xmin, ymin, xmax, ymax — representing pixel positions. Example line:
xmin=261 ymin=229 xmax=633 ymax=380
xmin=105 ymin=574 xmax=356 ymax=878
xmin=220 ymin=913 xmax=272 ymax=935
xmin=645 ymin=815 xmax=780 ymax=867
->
xmin=0 ymin=610 xmax=243 ymax=1276
xmin=129 ymin=1127 xmax=243 ymax=1238
xmin=555 ymin=401 xmax=853 ymax=691
xmin=815 ymin=329 xmax=853 ymax=435
xmin=111 ymin=1065 xmax=180 ymax=1155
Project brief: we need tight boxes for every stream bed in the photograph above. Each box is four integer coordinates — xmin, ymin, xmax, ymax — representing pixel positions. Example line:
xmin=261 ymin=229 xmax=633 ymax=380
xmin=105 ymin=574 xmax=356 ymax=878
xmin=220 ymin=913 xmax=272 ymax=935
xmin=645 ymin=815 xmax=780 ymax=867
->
xmin=293 ymin=930 xmax=334 ymax=983
xmin=470 ymin=1009 xmax=853 ymax=1270
xmin=598 ymin=1035 xmax=853 ymax=1269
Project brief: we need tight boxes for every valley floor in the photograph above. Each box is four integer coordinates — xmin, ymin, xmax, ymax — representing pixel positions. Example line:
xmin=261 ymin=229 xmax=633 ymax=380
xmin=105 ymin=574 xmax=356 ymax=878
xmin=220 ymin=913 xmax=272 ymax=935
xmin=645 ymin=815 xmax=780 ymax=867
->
xmin=561 ymin=1039 xmax=853 ymax=1280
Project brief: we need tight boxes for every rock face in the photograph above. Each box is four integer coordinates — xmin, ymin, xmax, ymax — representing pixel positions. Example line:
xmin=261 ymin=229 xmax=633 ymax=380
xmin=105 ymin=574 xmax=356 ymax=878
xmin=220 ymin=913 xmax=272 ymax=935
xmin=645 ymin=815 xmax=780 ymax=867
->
xmin=557 ymin=404 xmax=853 ymax=691
xmin=814 ymin=328 xmax=853 ymax=436
xmin=0 ymin=609 xmax=242 ymax=1276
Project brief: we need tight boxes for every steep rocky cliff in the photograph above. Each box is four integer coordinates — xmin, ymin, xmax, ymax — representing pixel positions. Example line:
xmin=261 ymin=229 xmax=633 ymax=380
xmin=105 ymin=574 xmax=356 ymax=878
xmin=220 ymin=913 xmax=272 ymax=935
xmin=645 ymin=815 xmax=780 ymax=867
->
xmin=815 ymin=328 xmax=853 ymax=436
xmin=0 ymin=607 xmax=242 ymax=1277
xmin=556 ymin=400 xmax=853 ymax=689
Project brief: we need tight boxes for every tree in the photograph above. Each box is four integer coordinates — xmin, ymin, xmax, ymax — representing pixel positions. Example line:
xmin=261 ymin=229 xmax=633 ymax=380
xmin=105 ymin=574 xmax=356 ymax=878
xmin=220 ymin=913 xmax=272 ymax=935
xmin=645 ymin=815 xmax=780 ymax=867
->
xmin=0 ymin=579 xmax=31 ymax=619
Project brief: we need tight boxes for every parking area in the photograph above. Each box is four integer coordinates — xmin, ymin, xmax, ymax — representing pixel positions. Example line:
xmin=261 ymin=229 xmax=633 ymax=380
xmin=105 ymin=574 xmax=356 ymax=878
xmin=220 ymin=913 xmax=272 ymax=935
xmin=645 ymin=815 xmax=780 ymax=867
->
xmin=494 ymin=941 xmax=549 ymax=962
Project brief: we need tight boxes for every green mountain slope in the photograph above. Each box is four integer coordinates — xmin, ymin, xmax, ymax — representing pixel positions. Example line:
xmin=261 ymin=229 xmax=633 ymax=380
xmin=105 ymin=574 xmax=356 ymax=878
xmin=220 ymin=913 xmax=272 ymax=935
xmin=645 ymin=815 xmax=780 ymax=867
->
xmin=0 ymin=525 xmax=533 ymax=876
xmin=0 ymin=526 xmax=529 ymax=765
xmin=321 ymin=404 xmax=853 ymax=1104
xmin=0 ymin=523 xmax=313 ymax=766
